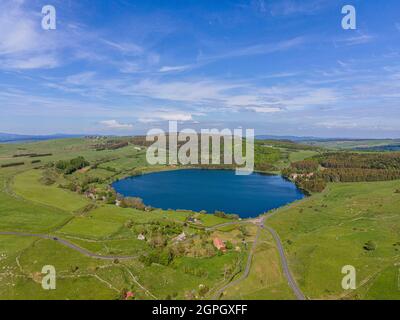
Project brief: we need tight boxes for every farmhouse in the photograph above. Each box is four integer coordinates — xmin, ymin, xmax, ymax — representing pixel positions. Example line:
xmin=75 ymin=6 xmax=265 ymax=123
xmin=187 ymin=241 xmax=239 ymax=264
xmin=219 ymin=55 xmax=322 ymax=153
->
xmin=213 ymin=237 xmax=226 ymax=252
xmin=173 ymin=232 xmax=186 ymax=242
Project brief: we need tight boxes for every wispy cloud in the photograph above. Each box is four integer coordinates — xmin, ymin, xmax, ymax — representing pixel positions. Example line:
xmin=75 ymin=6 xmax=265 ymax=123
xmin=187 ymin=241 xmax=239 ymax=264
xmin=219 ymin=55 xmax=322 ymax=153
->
xmin=99 ymin=120 xmax=133 ymax=129
xmin=159 ymin=65 xmax=192 ymax=73
xmin=200 ymin=37 xmax=306 ymax=63
xmin=267 ymin=0 xmax=331 ymax=16
xmin=138 ymin=110 xmax=195 ymax=123
xmin=335 ymin=33 xmax=374 ymax=47
xmin=0 ymin=0 xmax=60 ymax=69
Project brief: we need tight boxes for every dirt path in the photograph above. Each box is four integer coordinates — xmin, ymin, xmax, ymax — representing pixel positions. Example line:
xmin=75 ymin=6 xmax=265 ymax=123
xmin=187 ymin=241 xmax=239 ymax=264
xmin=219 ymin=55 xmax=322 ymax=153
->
xmin=0 ymin=231 xmax=136 ymax=260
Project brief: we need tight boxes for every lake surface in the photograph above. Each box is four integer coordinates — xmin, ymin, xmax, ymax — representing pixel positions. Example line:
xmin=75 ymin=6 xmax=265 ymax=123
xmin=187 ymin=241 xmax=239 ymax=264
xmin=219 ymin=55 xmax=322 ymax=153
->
xmin=112 ymin=169 xmax=305 ymax=218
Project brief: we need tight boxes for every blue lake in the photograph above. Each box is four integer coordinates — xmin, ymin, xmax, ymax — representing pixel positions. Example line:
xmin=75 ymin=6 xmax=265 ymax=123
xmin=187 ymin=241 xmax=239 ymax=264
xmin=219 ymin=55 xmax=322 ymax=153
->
xmin=112 ymin=169 xmax=305 ymax=218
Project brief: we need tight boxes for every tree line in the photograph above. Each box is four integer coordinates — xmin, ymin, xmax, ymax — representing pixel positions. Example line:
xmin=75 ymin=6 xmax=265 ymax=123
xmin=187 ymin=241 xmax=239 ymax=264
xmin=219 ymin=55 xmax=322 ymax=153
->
xmin=283 ymin=152 xmax=400 ymax=193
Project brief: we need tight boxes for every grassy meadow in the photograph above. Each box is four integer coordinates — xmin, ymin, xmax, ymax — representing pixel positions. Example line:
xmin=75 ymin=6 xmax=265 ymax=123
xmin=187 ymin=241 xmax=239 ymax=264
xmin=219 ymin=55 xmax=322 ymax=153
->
xmin=0 ymin=137 xmax=399 ymax=300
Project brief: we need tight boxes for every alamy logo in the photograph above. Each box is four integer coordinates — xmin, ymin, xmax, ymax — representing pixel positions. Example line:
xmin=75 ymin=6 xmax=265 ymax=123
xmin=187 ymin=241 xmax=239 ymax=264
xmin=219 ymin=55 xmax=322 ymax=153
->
xmin=342 ymin=5 xmax=356 ymax=30
xmin=41 ymin=5 xmax=57 ymax=30
xmin=41 ymin=265 xmax=56 ymax=290
xmin=341 ymin=265 xmax=356 ymax=290
xmin=146 ymin=121 xmax=255 ymax=175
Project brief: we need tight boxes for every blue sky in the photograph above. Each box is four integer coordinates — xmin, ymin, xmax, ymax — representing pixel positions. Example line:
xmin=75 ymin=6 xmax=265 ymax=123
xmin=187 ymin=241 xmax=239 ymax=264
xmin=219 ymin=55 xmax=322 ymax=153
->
xmin=1 ymin=0 xmax=400 ymax=138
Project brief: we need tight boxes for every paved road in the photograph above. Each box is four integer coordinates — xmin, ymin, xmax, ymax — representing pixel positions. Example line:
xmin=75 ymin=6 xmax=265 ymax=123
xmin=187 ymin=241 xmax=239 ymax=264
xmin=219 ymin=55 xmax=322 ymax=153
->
xmin=212 ymin=218 xmax=264 ymax=299
xmin=262 ymin=224 xmax=306 ymax=300
xmin=2 ymin=217 xmax=306 ymax=300
xmin=211 ymin=216 xmax=306 ymax=300
xmin=0 ymin=232 xmax=135 ymax=260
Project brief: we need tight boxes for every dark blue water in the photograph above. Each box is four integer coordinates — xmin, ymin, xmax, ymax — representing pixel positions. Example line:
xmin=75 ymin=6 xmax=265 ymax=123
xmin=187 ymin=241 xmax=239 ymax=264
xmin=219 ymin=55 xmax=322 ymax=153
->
xmin=112 ymin=169 xmax=305 ymax=218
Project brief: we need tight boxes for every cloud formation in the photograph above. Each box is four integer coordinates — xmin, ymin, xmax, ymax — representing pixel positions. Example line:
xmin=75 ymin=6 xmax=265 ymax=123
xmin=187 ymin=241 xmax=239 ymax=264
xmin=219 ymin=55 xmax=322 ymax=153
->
xmin=99 ymin=120 xmax=133 ymax=129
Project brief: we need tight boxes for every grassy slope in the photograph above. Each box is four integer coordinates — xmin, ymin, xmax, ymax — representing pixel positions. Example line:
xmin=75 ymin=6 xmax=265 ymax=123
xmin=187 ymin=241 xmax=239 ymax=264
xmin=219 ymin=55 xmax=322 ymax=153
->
xmin=222 ymin=227 xmax=296 ymax=300
xmin=0 ymin=138 xmax=257 ymax=300
xmin=302 ymin=139 xmax=398 ymax=150
xmin=268 ymin=180 xmax=400 ymax=300
xmin=13 ymin=170 xmax=90 ymax=212
xmin=4 ymin=137 xmax=399 ymax=300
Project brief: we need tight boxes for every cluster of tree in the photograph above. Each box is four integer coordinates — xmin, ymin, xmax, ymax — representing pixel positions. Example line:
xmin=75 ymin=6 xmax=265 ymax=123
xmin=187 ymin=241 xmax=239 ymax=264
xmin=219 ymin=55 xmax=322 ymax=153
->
xmin=96 ymin=190 xmax=117 ymax=204
xmin=1 ymin=162 xmax=24 ymax=168
xmin=29 ymin=153 xmax=53 ymax=158
xmin=13 ymin=153 xmax=36 ymax=157
xmin=40 ymin=169 xmax=58 ymax=185
xmin=55 ymin=156 xmax=89 ymax=174
xmin=214 ymin=211 xmax=240 ymax=220
xmin=60 ymin=176 xmax=103 ymax=194
xmin=13 ymin=153 xmax=52 ymax=158
xmin=320 ymin=168 xmax=400 ymax=183
xmin=258 ymin=139 xmax=319 ymax=151
xmin=139 ymin=249 xmax=174 ymax=267
xmin=254 ymin=144 xmax=280 ymax=172
xmin=284 ymin=159 xmax=319 ymax=174
xmin=93 ymin=140 xmax=129 ymax=151
xmin=284 ymin=152 xmax=400 ymax=193
xmin=295 ymin=176 xmax=327 ymax=193
xmin=254 ymin=163 xmax=277 ymax=172
xmin=363 ymin=240 xmax=377 ymax=251
xmin=119 ymin=197 xmax=147 ymax=211
xmin=316 ymin=152 xmax=400 ymax=170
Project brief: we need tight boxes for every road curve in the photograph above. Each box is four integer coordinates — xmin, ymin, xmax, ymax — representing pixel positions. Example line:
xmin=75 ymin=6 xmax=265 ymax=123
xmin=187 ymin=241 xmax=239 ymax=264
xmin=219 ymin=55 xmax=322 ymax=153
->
xmin=0 ymin=232 xmax=136 ymax=260
xmin=212 ymin=220 xmax=263 ymax=299
xmin=262 ymin=225 xmax=306 ymax=300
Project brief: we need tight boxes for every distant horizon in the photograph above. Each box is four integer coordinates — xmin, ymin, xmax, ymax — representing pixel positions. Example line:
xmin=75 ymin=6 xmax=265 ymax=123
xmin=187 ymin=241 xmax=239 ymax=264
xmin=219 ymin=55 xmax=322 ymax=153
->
xmin=1 ymin=131 xmax=400 ymax=141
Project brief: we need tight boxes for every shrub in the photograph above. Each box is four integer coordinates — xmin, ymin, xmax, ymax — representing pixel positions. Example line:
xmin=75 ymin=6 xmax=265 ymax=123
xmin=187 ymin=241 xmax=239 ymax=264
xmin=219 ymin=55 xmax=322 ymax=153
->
xmin=363 ymin=240 xmax=377 ymax=251
xmin=119 ymin=197 xmax=146 ymax=210
xmin=55 ymin=156 xmax=89 ymax=174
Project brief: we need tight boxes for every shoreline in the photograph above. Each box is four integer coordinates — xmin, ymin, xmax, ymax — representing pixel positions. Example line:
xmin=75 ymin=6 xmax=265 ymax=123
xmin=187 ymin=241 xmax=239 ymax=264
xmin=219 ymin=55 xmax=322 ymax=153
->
xmin=110 ymin=167 xmax=306 ymax=220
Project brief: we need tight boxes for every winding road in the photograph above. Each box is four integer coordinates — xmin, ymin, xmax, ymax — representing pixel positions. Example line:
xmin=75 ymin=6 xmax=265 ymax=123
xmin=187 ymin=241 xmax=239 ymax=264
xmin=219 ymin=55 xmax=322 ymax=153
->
xmin=210 ymin=216 xmax=306 ymax=300
xmin=0 ymin=231 xmax=136 ymax=260
xmin=262 ymin=225 xmax=306 ymax=300
xmin=212 ymin=222 xmax=263 ymax=299
xmin=1 ymin=216 xmax=306 ymax=300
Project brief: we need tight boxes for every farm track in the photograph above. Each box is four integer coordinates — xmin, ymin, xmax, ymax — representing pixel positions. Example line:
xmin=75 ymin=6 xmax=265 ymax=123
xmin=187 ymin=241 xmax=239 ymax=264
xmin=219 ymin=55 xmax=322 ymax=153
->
xmin=211 ymin=216 xmax=306 ymax=300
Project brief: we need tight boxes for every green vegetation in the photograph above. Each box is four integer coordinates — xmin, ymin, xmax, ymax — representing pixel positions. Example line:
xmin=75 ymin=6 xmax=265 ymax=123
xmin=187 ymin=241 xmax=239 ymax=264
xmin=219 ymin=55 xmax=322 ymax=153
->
xmin=268 ymin=181 xmax=400 ymax=300
xmin=283 ymin=152 xmax=400 ymax=193
xmin=1 ymin=136 xmax=399 ymax=300
xmin=55 ymin=156 xmax=90 ymax=174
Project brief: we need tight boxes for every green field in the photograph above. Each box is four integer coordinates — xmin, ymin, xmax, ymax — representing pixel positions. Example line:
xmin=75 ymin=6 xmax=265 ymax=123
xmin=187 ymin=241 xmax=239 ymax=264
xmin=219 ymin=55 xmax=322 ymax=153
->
xmin=268 ymin=181 xmax=400 ymax=300
xmin=0 ymin=137 xmax=399 ymax=300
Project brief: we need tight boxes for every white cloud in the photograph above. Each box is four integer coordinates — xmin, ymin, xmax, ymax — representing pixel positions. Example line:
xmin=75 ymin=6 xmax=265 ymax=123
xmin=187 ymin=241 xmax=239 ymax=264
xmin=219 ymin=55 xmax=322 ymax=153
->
xmin=246 ymin=106 xmax=282 ymax=113
xmin=202 ymin=37 xmax=305 ymax=62
xmin=335 ymin=33 xmax=374 ymax=46
xmin=0 ymin=0 xmax=60 ymax=70
xmin=99 ymin=120 xmax=133 ymax=129
xmin=0 ymin=55 xmax=59 ymax=69
xmin=101 ymin=39 xmax=144 ymax=55
xmin=159 ymin=65 xmax=192 ymax=73
xmin=66 ymin=72 xmax=96 ymax=85
xmin=268 ymin=0 xmax=330 ymax=16
xmin=138 ymin=111 xmax=194 ymax=123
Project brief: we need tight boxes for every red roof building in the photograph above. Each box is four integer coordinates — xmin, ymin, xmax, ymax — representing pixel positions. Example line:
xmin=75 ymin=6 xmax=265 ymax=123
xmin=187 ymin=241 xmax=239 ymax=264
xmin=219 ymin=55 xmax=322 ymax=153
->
xmin=125 ymin=291 xmax=134 ymax=300
xmin=213 ymin=237 xmax=226 ymax=252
